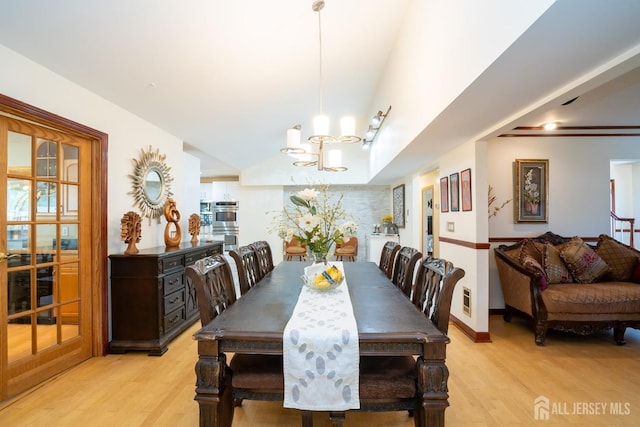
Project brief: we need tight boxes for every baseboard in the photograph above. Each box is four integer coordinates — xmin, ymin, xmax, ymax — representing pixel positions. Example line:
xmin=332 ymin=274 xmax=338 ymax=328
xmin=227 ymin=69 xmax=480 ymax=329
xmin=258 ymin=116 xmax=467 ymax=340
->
xmin=450 ymin=314 xmax=492 ymax=343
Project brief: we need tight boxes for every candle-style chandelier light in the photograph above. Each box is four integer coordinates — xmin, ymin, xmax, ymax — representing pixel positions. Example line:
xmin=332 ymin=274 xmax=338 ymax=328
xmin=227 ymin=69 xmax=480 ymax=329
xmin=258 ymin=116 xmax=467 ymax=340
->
xmin=280 ymin=0 xmax=360 ymax=172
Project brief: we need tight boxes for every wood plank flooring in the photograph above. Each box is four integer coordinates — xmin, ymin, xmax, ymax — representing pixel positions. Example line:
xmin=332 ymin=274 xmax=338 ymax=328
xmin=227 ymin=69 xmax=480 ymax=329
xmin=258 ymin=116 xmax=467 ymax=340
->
xmin=1 ymin=315 xmax=639 ymax=426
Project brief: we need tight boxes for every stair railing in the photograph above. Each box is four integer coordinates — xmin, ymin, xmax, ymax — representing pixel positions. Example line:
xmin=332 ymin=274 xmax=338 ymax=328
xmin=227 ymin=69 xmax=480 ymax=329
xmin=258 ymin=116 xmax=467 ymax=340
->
xmin=610 ymin=211 xmax=635 ymax=248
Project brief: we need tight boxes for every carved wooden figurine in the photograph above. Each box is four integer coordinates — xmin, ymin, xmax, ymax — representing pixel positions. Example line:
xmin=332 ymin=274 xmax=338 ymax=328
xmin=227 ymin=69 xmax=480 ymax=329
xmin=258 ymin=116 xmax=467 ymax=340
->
xmin=120 ymin=211 xmax=142 ymax=255
xmin=164 ymin=198 xmax=182 ymax=247
xmin=188 ymin=213 xmax=201 ymax=244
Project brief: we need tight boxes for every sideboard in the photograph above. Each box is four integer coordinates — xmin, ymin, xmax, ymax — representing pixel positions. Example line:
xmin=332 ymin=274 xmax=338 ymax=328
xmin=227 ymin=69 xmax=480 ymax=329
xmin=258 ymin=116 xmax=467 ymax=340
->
xmin=108 ymin=241 xmax=223 ymax=355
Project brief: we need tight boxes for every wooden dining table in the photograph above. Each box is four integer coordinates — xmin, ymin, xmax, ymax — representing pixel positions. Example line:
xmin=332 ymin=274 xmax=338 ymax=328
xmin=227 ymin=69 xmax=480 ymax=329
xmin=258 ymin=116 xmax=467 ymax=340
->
xmin=193 ymin=261 xmax=450 ymax=427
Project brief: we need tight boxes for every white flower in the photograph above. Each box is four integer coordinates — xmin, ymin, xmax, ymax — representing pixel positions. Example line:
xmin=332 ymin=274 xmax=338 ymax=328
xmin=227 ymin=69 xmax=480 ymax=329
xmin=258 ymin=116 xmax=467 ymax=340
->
xmin=297 ymin=213 xmax=319 ymax=232
xmin=339 ymin=221 xmax=358 ymax=238
xmin=296 ymin=188 xmax=319 ymax=202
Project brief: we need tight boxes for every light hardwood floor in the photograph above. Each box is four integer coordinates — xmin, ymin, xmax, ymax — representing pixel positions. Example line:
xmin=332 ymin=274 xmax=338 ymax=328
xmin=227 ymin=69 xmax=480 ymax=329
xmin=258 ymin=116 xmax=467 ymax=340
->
xmin=1 ymin=315 xmax=639 ymax=426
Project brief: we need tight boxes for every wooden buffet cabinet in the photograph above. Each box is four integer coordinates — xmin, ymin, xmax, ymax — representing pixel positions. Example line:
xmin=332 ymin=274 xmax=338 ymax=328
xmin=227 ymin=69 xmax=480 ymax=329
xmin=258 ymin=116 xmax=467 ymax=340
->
xmin=108 ymin=241 xmax=223 ymax=355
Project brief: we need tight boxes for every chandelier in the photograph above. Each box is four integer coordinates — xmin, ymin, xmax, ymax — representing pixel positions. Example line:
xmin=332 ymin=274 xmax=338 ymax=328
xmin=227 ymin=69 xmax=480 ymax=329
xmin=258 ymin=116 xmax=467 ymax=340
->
xmin=280 ymin=0 xmax=361 ymax=172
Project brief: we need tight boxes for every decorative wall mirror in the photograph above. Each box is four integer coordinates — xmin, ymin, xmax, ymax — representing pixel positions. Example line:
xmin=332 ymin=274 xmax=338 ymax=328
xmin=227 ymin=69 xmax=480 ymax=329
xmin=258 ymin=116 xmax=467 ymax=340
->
xmin=129 ymin=145 xmax=173 ymax=223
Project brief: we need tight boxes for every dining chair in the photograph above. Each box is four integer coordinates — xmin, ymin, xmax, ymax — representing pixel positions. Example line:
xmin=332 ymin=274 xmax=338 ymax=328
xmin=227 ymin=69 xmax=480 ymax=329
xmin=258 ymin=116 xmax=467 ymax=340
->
xmin=185 ymin=255 xmax=313 ymax=427
xmin=284 ymin=238 xmax=307 ymax=261
xmin=391 ymin=246 xmax=422 ymax=298
xmin=229 ymin=245 xmax=261 ymax=296
xmin=335 ymin=256 xmax=466 ymax=427
xmin=249 ymin=240 xmax=274 ymax=280
xmin=333 ymin=236 xmax=358 ymax=261
xmin=378 ymin=241 xmax=400 ymax=279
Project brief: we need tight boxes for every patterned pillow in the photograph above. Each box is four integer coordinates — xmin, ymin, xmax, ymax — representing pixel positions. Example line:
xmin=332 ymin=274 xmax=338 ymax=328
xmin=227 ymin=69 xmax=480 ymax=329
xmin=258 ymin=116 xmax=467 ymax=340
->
xmin=543 ymin=242 xmax=573 ymax=284
xmin=560 ymin=237 xmax=610 ymax=284
xmin=518 ymin=238 xmax=543 ymax=265
xmin=521 ymin=254 xmax=548 ymax=290
xmin=595 ymin=234 xmax=640 ymax=281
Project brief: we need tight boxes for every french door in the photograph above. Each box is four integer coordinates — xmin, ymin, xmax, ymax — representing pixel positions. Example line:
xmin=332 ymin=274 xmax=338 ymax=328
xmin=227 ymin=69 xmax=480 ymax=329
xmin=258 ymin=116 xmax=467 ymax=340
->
xmin=0 ymin=115 xmax=93 ymax=400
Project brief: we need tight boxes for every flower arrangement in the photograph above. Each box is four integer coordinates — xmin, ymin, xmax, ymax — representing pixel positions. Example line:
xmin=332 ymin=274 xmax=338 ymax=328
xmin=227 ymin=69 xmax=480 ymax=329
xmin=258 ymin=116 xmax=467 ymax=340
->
xmin=381 ymin=215 xmax=393 ymax=223
xmin=273 ymin=184 xmax=358 ymax=259
xmin=523 ymin=169 xmax=540 ymax=204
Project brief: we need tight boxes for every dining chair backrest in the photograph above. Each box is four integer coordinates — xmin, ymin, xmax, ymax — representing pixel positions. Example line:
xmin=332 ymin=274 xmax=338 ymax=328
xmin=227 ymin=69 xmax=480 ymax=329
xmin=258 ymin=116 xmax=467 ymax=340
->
xmin=391 ymin=246 xmax=422 ymax=298
xmin=356 ymin=255 xmax=464 ymax=422
xmin=184 ymin=255 xmax=236 ymax=327
xmin=229 ymin=245 xmax=261 ymax=296
xmin=413 ymin=256 xmax=466 ymax=335
xmin=378 ymin=241 xmax=400 ymax=279
xmin=249 ymin=240 xmax=274 ymax=280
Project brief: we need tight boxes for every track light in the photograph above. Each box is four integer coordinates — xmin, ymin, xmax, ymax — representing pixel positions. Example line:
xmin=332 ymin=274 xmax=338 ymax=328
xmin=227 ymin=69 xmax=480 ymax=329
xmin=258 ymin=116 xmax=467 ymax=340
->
xmin=362 ymin=106 xmax=392 ymax=146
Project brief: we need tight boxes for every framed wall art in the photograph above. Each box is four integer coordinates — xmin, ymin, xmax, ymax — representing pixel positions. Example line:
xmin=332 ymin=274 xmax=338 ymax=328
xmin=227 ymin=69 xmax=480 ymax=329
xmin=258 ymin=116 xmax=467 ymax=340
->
xmin=450 ymin=172 xmax=460 ymax=212
xmin=392 ymin=184 xmax=405 ymax=228
xmin=514 ymin=159 xmax=548 ymax=223
xmin=440 ymin=176 xmax=449 ymax=213
xmin=461 ymin=168 xmax=472 ymax=211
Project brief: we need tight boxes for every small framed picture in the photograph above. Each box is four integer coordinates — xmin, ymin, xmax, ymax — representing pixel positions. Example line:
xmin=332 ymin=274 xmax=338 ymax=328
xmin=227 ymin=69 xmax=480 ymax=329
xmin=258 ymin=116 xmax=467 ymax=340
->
xmin=440 ymin=176 xmax=449 ymax=213
xmin=450 ymin=172 xmax=459 ymax=212
xmin=461 ymin=168 xmax=472 ymax=211
xmin=392 ymin=184 xmax=405 ymax=228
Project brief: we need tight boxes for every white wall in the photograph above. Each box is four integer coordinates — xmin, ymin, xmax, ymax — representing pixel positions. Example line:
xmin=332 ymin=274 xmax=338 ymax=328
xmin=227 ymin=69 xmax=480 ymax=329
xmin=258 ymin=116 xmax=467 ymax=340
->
xmin=367 ymin=0 xmax=554 ymax=177
xmin=487 ymin=136 xmax=640 ymax=309
xmin=0 ymin=44 xmax=187 ymax=255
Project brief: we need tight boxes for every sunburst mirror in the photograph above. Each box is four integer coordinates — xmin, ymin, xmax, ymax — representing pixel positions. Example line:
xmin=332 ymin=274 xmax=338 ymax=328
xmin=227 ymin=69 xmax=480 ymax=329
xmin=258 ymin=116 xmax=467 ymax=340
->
xmin=129 ymin=145 xmax=174 ymax=223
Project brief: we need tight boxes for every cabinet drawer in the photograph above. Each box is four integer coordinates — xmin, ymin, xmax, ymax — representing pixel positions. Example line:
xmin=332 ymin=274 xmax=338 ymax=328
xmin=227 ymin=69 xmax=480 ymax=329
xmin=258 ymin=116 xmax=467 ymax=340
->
xmin=185 ymin=250 xmax=207 ymax=266
xmin=161 ymin=255 xmax=184 ymax=273
xmin=163 ymin=306 xmax=185 ymax=333
xmin=164 ymin=289 xmax=185 ymax=314
xmin=163 ymin=271 xmax=184 ymax=295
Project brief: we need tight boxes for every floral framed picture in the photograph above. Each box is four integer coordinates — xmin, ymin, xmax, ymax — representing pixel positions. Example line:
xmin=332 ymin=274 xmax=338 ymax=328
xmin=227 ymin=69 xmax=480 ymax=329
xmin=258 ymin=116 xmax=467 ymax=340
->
xmin=514 ymin=159 xmax=548 ymax=223
xmin=440 ymin=176 xmax=449 ymax=213
xmin=461 ymin=168 xmax=472 ymax=211
xmin=392 ymin=184 xmax=405 ymax=228
xmin=450 ymin=172 xmax=460 ymax=212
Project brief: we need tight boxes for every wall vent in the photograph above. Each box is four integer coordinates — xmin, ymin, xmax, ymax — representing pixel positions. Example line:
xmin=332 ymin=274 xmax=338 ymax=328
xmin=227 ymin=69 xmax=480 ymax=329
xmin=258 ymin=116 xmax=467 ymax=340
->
xmin=462 ymin=287 xmax=471 ymax=316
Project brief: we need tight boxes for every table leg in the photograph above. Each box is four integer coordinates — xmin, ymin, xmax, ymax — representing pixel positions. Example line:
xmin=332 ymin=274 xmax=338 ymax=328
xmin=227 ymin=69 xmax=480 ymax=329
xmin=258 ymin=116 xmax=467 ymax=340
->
xmin=416 ymin=357 xmax=449 ymax=427
xmin=195 ymin=353 xmax=233 ymax=427
xmin=329 ymin=411 xmax=345 ymax=427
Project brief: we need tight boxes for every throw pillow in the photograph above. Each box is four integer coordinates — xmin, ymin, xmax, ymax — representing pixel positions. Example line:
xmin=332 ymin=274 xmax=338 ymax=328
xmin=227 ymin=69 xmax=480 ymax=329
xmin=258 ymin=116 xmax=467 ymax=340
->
xmin=521 ymin=254 xmax=548 ymax=290
xmin=595 ymin=234 xmax=640 ymax=281
xmin=560 ymin=237 xmax=610 ymax=284
xmin=631 ymin=259 xmax=640 ymax=284
xmin=543 ymin=242 xmax=573 ymax=284
xmin=518 ymin=238 xmax=543 ymax=265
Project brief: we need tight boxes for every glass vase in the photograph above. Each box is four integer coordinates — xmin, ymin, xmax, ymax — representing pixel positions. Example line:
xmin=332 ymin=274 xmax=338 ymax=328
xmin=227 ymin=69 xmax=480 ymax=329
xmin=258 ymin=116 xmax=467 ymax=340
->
xmin=310 ymin=250 xmax=329 ymax=265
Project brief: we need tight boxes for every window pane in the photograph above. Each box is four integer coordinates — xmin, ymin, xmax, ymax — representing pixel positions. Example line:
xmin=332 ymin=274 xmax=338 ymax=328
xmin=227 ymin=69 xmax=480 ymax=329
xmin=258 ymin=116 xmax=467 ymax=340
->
xmin=8 ymin=269 xmax=32 ymax=313
xmin=36 ymin=266 xmax=55 ymax=308
xmin=35 ymin=223 xmax=57 ymax=253
xmin=7 ymin=179 xmax=31 ymax=221
xmin=36 ymin=181 xmax=57 ymax=217
xmin=37 ymin=313 xmax=59 ymax=352
xmin=7 ymin=224 xmax=30 ymax=250
xmin=8 ymin=131 xmax=32 ymax=176
xmin=61 ymin=183 xmax=78 ymax=219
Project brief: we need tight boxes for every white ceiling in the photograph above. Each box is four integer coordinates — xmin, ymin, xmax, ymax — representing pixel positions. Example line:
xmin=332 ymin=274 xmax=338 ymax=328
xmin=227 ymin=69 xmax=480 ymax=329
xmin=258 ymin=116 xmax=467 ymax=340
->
xmin=1 ymin=0 xmax=640 ymax=182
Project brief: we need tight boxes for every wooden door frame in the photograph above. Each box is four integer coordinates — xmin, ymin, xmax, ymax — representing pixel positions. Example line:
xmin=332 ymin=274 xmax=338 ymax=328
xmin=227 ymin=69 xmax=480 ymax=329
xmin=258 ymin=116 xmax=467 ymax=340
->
xmin=0 ymin=93 xmax=109 ymax=356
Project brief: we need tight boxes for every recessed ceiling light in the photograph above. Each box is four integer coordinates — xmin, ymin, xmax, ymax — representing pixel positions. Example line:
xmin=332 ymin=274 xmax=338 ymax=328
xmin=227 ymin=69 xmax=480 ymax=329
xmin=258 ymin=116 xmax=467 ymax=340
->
xmin=543 ymin=122 xmax=558 ymax=130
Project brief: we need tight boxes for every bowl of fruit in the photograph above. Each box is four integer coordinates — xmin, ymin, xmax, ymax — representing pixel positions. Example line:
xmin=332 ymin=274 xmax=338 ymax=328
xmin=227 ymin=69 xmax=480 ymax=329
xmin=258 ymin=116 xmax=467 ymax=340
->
xmin=301 ymin=263 xmax=344 ymax=291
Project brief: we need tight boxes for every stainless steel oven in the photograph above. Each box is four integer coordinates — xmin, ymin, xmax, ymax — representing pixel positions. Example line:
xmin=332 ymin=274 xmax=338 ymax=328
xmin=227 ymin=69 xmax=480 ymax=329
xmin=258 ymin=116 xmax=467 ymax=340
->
xmin=211 ymin=201 xmax=239 ymax=250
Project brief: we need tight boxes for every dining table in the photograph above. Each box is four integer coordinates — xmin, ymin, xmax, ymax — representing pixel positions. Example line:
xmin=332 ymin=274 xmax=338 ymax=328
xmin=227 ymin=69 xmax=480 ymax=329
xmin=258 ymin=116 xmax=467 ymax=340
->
xmin=193 ymin=261 xmax=450 ymax=427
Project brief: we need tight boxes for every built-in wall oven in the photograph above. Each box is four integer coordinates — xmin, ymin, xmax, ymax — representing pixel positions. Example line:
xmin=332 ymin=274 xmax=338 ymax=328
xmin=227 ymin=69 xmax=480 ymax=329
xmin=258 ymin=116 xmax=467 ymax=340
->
xmin=209 ymin=200 xmax=239 ymax=251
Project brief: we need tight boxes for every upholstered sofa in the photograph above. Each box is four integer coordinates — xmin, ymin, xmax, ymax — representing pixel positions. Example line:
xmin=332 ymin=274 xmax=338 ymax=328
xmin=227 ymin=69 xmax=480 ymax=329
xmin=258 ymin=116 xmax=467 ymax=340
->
xmin=494 ymin=232 xmax=640 ymax=345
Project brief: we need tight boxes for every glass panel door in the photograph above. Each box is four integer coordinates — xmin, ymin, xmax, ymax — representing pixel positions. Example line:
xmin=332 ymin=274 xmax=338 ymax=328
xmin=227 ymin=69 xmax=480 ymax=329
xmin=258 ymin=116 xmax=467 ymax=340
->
xmin=1 ymin=116 xmax=92 ymax=400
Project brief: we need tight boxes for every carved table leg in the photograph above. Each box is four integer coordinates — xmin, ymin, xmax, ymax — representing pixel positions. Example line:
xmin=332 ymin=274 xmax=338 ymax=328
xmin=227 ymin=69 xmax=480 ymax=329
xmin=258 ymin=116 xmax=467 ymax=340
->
xmin=195 ymin=353 xmax=233 ymax=427
xmin=416 ymin=357 xmax=449 ymax=427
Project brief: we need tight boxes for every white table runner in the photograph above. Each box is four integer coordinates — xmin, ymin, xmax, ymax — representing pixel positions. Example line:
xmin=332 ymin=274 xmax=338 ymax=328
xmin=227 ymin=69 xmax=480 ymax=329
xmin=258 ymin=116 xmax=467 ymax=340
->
xmin=283 ymin=262 xmax=360 ymax=411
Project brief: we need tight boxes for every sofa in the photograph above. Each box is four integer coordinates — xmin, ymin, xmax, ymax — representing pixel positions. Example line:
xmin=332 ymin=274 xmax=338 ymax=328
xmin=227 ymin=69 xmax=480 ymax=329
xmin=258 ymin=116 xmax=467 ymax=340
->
xmin=494 ymin=231 xmax=640 ymax=345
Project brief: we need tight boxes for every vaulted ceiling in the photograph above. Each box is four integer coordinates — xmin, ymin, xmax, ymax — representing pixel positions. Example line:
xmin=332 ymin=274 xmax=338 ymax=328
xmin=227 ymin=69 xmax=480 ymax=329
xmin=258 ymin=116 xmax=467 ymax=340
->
xmin=1 ymin=0 xmax=639 ymax=183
